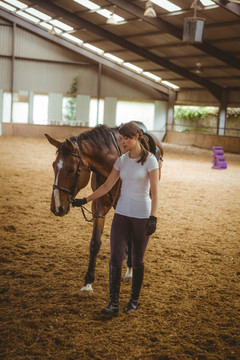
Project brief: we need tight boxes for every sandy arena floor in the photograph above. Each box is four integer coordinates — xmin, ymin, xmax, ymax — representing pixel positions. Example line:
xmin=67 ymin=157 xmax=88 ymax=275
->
xmin=0 ymin=135 xmax=239 ymax=360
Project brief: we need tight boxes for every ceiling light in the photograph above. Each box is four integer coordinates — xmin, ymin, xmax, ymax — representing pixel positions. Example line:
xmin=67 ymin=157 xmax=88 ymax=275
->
xmin=144 ymin=1 xmax=157 ymax=18
xmin=83 ymin=43 xmax=104 ymax=55
xmin=195 ymin=62 xmax=203 ymax=74
xmin=151 ymin=0 xmax=181 ymax=12
xmin=106 ymin=14 xmax=118 ymax=25
xmin=16 ymin=10 xmax=40 ymax=23
xmin=123 ymin=63 xmax=143 ymax=73
xmin=0 ymin=1 xmax=16 ymax=11
xmin=74 ymin=0 xmax=100 ymax=10
xmin=61 ymin=33 xmax=83 ymax=45
xmin=199 ymin=0 xmax=215 ymax=5
xmin=143 ymin=72 xmax=161 ymax=82
xmin=162 ymin=80 xmax=179 ymax=89
xmin=39 ymin=22 xmax=54 ymax=30
xmin=105 ymin=7 xmax=125 ymax=25
xmin=4 ymin=0 xmax=27 ymax=9
xmin=104 ymin=53 xmax=124 ymax=64
xmin=49 ymin=20 xmax=74 ymax=32
xmin=25 ymin=8 xmax=52 ymax=21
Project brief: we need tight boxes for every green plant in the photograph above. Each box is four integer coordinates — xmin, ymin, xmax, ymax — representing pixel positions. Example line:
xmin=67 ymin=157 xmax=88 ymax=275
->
xmin=174 ymin=106 xmax=218 ymax=122
xmin=64 ymin=75 xmax=79 ymax=123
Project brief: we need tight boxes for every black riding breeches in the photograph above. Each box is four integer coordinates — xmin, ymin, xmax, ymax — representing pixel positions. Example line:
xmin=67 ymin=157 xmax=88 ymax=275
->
xmin=110 ymin=213 xmax=150 ymax=268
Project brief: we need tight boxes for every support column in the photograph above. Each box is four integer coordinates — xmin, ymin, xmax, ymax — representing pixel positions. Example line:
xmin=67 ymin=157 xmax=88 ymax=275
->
xmin=167 ymin=90 xmax=176 ymax=131
xmin=76 ymin=95 xmax=90 ymax=126
xmin=0 ymin=89 xmax=3 ymax=136
xmin=154 ymin=100 xmax=168 ymax=131
xmin=97 ymin=64 xmax=102 ymax=125
xmin=48 ymin=93 xmax=63 ymax=125
xmin=10 ymin=22 xmax=16 ymax=123
xmin=28 ymin=91 xmax=34 ymax=124
xmin=218 ymin=89 xmax=227 ymax=136
xmin=103 ymin=97 xmax=117 ymax=127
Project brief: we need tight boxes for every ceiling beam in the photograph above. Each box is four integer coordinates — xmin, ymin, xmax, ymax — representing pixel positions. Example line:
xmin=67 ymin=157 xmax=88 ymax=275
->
xmin=212 ymin=0 xmax=240 ymax=16
xmin=24 ymin=0 xmax=223 ymax=99
xmin=0 ymin=10 xmax=169 ymax=96
xmin=108 ymin=0 xmax=240 ymax=70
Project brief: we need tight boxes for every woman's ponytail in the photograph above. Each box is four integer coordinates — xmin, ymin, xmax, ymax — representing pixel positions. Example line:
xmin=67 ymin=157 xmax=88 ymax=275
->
xmin=138 ymin=133 xmax=149 ymax=165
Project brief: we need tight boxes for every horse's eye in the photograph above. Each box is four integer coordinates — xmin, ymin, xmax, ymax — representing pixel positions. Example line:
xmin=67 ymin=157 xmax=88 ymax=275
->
xmin=68 ymin=168 xmax=75 ymax=174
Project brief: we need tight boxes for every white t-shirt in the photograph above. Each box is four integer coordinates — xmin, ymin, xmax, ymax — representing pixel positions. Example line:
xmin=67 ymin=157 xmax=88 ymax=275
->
xmin=113 ymin=152 xmax=159 ymax=218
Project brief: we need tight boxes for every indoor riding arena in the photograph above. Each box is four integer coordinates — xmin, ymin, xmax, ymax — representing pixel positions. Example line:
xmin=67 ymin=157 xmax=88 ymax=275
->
xmin=0 ymin=1 xmax=240 ymax=360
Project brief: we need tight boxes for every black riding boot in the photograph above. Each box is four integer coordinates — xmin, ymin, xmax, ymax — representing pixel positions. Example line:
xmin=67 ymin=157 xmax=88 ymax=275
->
xmin=101 ymin=264 xmax=121 ymax=317
xmin=124 ymin=263 xmax=144 ymax=313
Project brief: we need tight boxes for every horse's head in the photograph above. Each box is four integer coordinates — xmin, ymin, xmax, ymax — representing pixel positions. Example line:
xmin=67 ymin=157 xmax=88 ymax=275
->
xmin=45 ymin=134 xmax=91 ymax=217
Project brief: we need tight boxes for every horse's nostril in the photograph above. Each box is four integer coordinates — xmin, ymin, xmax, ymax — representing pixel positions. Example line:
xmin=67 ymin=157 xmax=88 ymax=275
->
xmin=58 ymin=206 xmax=64 ymax=215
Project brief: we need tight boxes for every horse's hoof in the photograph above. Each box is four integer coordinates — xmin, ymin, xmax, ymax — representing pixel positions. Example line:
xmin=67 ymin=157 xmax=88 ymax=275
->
xmin=122 ymin=276 xmax=132 ymax=284
xmin=80 ymin=283 xmax=93 ymax=293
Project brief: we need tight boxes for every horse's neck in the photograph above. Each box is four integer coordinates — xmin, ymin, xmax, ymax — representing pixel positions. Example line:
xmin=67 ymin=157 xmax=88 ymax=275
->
xmin=81 ymin=143 xmax=118 ymax=178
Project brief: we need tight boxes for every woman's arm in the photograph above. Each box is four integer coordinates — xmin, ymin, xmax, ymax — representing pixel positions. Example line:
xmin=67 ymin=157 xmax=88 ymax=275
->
xmin=86 ymin=167 xmax=120 ymax=203
xmin=149 ymin=168 xmax=159 ymax=217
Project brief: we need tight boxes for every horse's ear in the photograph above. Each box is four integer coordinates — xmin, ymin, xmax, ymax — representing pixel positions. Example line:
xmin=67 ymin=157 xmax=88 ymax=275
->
xmin=65 ymin=139 xmax=75 ymax=152
xmin=45 ymin=134 xmax=62 ymax=149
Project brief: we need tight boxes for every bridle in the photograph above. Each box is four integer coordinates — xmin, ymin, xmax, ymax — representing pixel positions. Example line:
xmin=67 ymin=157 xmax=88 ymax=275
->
xmin=52 ymin=144 xmax=82 ymax=203
xmin=52 ymin=131 xmax=122 ymax=222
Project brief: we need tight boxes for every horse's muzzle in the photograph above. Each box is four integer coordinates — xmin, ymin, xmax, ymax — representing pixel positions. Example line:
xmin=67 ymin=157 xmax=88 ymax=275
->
xmin=52 ymin=205 xmax=70 ymax=217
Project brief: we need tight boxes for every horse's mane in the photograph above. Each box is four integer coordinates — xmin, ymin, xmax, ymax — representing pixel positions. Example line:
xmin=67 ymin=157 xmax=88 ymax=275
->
xmin=76 ymin=125 xmax=116 ymax=151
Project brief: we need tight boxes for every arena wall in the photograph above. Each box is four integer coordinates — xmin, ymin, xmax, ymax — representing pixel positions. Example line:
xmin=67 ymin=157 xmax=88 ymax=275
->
xmin=165 ymin=131 xmax=240 ymax=154
xmin=2 ymin=123 xmax=239 ymax=153
xmin=1 ymin=123 xmax=90 ymax=140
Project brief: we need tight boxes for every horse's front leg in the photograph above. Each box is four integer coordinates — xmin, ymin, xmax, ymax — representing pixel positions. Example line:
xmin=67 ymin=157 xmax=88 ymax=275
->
xmin=81 ymin=200 xmax=105 ymax=293
xmin=122 ymin=233 xmax=133 ymax=284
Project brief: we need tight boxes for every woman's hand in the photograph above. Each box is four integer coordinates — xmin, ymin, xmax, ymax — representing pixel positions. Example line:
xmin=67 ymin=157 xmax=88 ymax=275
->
xmin=145 ymin=216 xmax=157 ymax=236
xmin=72 ymin=198 xmax=87 ymax=207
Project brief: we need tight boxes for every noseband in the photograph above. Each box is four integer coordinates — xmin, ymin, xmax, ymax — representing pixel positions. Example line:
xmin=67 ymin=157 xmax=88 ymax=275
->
xmin=52 ymin=144 xmax=82 ymax=203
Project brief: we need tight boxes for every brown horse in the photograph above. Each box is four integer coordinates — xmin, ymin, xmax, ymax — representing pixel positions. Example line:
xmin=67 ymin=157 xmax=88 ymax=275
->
xmin=46 ymin=124 xmax=163 ymax=292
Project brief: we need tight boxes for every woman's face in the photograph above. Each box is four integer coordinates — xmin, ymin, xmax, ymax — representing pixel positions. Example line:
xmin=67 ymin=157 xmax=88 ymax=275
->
xmin=119 ymin=134 xmax=139 ymax=153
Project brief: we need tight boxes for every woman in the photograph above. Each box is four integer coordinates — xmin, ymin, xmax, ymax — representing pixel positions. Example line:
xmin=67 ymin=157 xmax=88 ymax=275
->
xmin=72 ymin=121 xmax=159 ymax=317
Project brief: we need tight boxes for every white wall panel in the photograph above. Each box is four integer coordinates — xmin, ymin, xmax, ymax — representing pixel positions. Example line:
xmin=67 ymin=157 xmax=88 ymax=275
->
xmin=103 ymin=97 xmax=117 ymax=127
xmin=76 ymin=95 xmax=90 ymax=125
xmin=48 ymin=93 xmax=63 ymax=123
xmin=154 ymin=101 xmax=167 ymax=131
xmin=0 ymin=89 xmax=3 ymax=124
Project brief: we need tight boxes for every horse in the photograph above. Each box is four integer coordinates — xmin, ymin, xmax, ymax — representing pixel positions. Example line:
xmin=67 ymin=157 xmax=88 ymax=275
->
xmin=45 ymin=123 xmax=163 ymax=293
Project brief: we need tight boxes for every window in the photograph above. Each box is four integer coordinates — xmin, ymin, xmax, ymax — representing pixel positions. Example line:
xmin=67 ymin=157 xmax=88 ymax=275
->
xmin=33 ymin=95 xmax=48 ymax=124
xmin=89 ymin=98 xmax=104 ymax=127
xmin=2 ymin=92 xmax=11 ymax=123
xmin=116 ymin=101 xmax=154 ymax=130
xmin=12 ymin=92 xmax=29 ymax=123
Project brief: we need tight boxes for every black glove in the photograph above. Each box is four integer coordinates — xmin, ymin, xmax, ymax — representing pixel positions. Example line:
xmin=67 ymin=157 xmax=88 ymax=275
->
xmin=72 ymin=197 xmax=87 ymax=207
xmin=145 ymin=216 xmax=157 ymax=236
